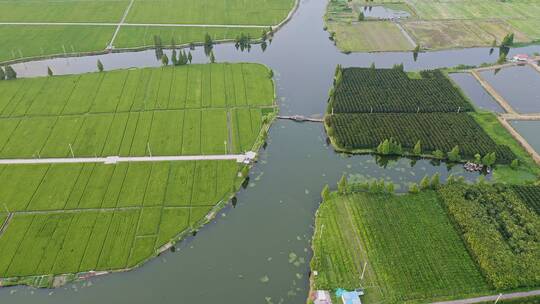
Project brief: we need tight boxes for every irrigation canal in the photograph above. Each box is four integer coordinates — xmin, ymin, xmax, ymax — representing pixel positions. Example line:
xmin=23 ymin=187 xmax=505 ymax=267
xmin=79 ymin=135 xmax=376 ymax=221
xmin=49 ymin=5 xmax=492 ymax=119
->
xmin=3 ymin=0 xmax=540 ymax=303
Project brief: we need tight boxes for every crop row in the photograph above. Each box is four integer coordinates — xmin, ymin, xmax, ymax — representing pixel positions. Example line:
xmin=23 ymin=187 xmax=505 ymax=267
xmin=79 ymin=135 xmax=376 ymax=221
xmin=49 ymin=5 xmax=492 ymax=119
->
xmin=0 ymin=107 xmax=266 ymax=158
xmin=438 ymin=182 xmax=540 ymax=289
xmin=331 ymin=68 xmax=473 ymax=113
xmin=326 ymin=113 xmax=515 ymax=163
xmin=510 ymin=185 xmax=540 ymax=215
xmin=0 ymin=63 xmax=274 ymax=118
xmin=0 ymin=160 xmax=239 ymax=212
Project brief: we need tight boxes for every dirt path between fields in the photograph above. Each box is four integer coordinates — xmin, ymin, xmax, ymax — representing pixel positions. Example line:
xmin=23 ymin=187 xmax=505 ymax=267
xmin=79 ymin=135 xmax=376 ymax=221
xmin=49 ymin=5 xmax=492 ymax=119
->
xmin=0 ymin=153 xmax=254 ymax=165
xmin=470 ymin=70 xmax=517 ymax=114
xmin=431 ymin=289 xmax=540 ymax=304
xmin=0 ymin=213 xmax=13 ymax=237
xmin=108 ymin=0 xmax=135 ymax=48
xmin=0 ymin=22 xmax=269 ymax=28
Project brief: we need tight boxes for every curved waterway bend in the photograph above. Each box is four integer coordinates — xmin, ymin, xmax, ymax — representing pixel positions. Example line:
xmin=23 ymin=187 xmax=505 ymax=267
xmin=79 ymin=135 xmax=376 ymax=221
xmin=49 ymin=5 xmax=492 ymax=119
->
xmin=5 ymin=0 xmax=540 ymax=303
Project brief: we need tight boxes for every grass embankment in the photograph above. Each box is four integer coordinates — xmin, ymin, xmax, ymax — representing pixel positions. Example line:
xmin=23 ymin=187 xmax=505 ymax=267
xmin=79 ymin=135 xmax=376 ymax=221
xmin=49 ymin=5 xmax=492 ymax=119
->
xmin=311 ymin=179 xmax=540 ymax=303
xmin=325 ymin=67 xmax=524 ymax=167
xmin=0 ymin=63 xmax=277 ymax=287
xmin=324 ymin=0 xmax=540 ymax=52
xmin=0 ymin=0 xmax=296 ymax=63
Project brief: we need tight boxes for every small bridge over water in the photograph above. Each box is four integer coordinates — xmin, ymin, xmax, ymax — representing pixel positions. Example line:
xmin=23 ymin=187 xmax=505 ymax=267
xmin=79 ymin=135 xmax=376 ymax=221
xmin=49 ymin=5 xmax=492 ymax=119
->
xmin=277 ymin=115 xmax=324 ymax=123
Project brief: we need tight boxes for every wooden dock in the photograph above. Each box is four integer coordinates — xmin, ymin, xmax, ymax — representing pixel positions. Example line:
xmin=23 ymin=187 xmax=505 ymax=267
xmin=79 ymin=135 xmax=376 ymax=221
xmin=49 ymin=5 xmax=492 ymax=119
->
xmin=277 ymin=115 xmax=324 ymax=123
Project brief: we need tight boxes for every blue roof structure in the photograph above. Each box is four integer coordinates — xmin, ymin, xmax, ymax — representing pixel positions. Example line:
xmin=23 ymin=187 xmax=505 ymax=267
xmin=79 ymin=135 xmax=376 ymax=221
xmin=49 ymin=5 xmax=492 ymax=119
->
xmin=335 ymin=288 xmax=364 ymax=304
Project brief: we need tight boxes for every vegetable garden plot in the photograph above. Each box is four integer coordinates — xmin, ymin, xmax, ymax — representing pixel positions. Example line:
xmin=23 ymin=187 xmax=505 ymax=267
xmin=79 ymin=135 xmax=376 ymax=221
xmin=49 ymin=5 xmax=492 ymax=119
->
xmin=331 ymin=68 xmax=473 ymax=113
xmin=326 ymin=112 xmax=515 ymax=163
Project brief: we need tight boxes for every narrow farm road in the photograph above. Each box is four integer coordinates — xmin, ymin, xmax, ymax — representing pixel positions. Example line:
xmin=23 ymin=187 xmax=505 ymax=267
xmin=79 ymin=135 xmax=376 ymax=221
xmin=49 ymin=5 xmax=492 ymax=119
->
xmin=431 ymin=289 xmax=540 ymax=304
xmin=0 ymin=153 xmax=254 ymax=165
xmin=0 ymin=22 xmax=269 ymax=28
xmin=109 ymin=0 xmax=136 ymax=48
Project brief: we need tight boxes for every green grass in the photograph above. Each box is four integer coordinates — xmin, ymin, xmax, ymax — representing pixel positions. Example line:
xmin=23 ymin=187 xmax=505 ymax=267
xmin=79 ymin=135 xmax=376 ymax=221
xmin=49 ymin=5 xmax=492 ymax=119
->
xmin=311 ymin=190 xmax=490 ymax=303
xmin=326 ymin=0 xmax=540 ymax=51
xmin=0 ymin=64 xmax=275 ymax=158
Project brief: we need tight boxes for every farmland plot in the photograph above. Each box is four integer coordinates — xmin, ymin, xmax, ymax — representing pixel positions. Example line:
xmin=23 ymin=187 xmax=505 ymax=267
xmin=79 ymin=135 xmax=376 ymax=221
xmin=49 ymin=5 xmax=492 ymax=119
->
xmin=0 ymin=63 xmax=276 ymax=285
xmin=311 ymin=190 xmax=489 ymax=303
xmin=0 ymin=64 xmax=276 ymax=158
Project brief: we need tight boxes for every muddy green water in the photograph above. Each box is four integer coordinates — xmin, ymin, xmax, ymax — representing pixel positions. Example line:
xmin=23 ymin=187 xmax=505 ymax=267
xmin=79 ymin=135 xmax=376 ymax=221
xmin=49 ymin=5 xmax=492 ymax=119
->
xmin=4 ymin=0 xmax=540 ymax=303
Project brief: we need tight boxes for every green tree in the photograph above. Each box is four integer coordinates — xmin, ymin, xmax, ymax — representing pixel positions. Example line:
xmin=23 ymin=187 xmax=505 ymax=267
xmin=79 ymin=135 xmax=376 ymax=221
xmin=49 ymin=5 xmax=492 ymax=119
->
xmin=501 ymin=33 xmax=514 ymax=47
xmin=447 ymin=145 xmax=461 ymax=162
xmin=5 ymin=65 xmax=16 ymax=80
xmin=409 ymin=183 xmax=420 ymax=194
xmin=161 ymin=54 xmax=169 ymax=66
xmin=386 ymin=182 xmax=395 ymax=193
xmin=370 ymin=62 xmax=375 ymax=69
xmin=97 ymin=60 xmax=104 ymax=72
xmin=474 ymin=153 xmax=482 ymax=164
xmin=510 ymin=159 xmax=519 ymax=169
xmin=204 ymin=33 xmax=213 ymax=47
xmin=482 ymin=152 xmax=496 ymax=166
xmin=321 ymin=184 xmax=330 ymax=202
xmin=268 ymin=69 xmax=274 ymax=78
xmin=338 ymin=174 xmax=348 ymax=194
xmin=419 ymin=176 xmax=430 ymax=189
xmin=210 ymin=51 xmax=216 ymax=63
xmin=413 ymin=140 xmax=422 ymax=155
xmin=430 ymin=173 xmax=440 ymax=189
xmin=414 ymin=44 xmax=420 ymax=53
xmin=0 ymin=66 xmax=4 ymax=80
xmin=433 ymin=149 xmax=444 ymax=159
xmin=47 ymin=66 xmax=53 ymax=77
xmin=358 ymin=12 xmax=364 ymax=21
xmin=188 ymin=52 xmax=193 ymax=63
xmin=171 ymin=49 xmax=178 ymax=65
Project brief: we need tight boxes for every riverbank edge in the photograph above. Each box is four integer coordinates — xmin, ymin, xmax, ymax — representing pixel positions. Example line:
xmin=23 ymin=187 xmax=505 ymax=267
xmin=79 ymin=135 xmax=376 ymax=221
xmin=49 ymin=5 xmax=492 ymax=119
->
xmin=0 ymin=64 xmax=279 ymax=289
xmin=0 ymin=0 xmax=300 ymax=67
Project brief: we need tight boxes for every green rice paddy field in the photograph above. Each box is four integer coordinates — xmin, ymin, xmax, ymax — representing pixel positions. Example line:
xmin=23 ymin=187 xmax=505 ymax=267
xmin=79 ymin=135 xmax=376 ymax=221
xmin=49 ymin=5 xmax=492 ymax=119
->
xmin=0 ymin=63 xmax=275 ymax=157
xmin=0 ymin=63 xmax=276 ymax=282
xmin=0 ymin=0 xmax=296 ymax=62
xmin=0 ymin=160 xmax=240 ymax=278
xmin=325 ymin=0 xmax=540 ymax=52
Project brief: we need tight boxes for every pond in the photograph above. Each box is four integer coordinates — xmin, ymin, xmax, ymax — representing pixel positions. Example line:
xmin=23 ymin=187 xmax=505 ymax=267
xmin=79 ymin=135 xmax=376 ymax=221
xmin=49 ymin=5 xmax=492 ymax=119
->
xmin=509 ymin=120 xmax=540 ymax=154
xmin=358 ymin=5 xmax=411 ymax=20
xmin=3 ymin=0 xmax=540 ymax=302
xmin=480 ymin=65 xmax=540 ymax=113
xmin=449 ymin=72 xmax=504 ymax=113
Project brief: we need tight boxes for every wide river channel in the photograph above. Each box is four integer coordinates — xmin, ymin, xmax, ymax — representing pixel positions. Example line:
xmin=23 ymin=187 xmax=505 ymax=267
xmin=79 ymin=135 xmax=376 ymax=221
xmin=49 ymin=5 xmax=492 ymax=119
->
xmin=3 ymin=0 xmax=540 ymax=303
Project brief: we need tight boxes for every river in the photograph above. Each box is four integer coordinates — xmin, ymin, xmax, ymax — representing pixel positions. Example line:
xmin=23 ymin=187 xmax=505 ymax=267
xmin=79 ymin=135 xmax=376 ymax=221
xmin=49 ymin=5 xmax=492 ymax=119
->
xmin=3 ymin=0 xmax=540 ymax=303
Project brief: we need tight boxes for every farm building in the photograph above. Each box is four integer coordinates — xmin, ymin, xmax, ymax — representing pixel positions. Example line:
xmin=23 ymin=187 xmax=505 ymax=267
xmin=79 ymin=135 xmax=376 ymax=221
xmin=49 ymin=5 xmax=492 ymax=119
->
xmin=335 ymin=288 xmax=364 ymax=304
xmin=512 ymin=54 xmax=529 ymax=62
xmin=313 ymin=290 xmax=332 ymax=304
